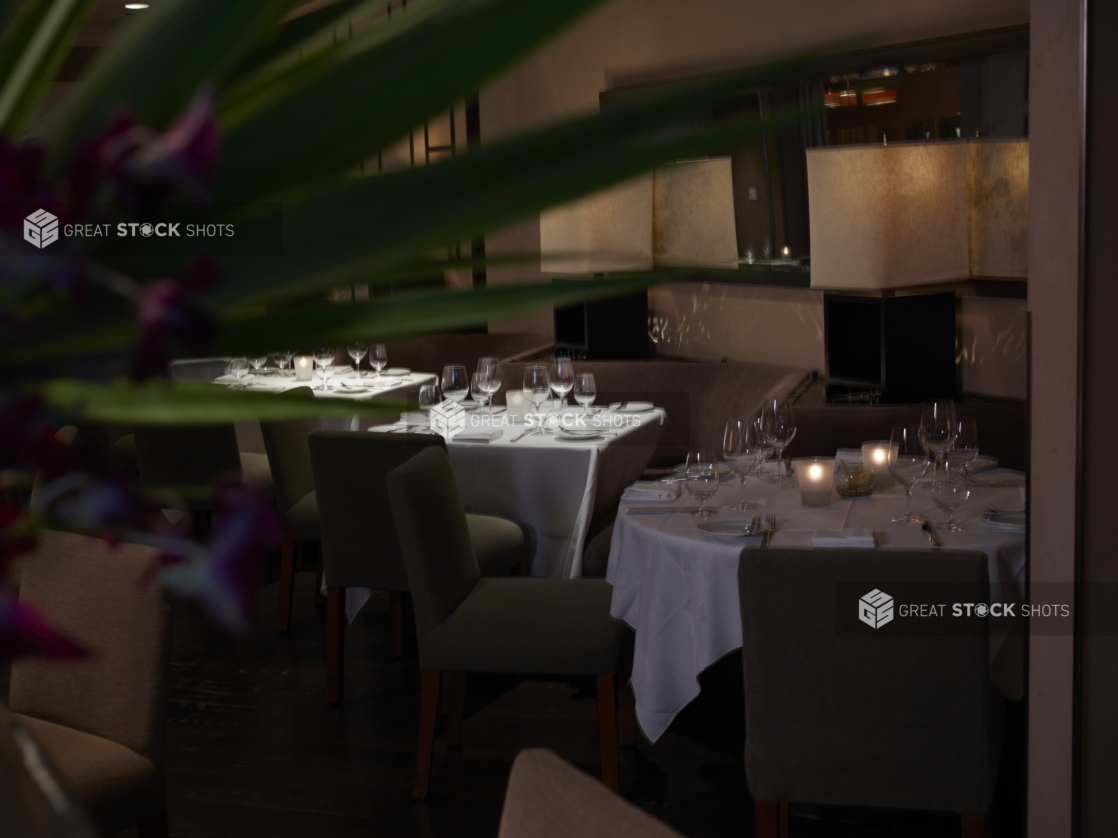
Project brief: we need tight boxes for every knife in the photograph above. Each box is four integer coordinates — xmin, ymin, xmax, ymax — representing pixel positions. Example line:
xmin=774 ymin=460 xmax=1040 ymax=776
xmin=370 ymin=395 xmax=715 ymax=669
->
xmin=625 ymin=507 xmax=718 ymax=515
xmin=922 ymin=521 xmax=945 ymax=547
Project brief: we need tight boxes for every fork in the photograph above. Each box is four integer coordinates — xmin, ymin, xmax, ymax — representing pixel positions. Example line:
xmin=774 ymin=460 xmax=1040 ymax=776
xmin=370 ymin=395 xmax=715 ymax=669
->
xmin=763 ymin=514 xmax=777 ymax=546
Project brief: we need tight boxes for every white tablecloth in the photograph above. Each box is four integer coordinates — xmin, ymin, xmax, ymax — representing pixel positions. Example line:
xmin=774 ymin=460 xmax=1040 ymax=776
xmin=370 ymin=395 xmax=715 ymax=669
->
xmin=606 ymin=468 xmax=1027 ymax=743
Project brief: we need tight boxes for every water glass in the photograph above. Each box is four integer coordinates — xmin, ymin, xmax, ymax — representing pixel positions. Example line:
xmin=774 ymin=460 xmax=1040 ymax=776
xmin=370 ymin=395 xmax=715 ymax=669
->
xmin=441 ymin=365 xmax=469 ymax=404
xmin=348 ymin=341 xmax=368 ymax=378
xmin=950 ymin=419 xmax=979 ymax=465
xmin=920 ymin=399 xmax=957 ymax=464
xmin=371 ymin=344 xmax=388 ymax=378
xmin=931 ymin=459 xmax=971 ymax=532
xmin=573 ymin=373 xmax=596 ymax=413
xmin=889 ymin=424 xmax=930 ymax=525
xmin=760 ymin=399 xmax=797 ymax=483
xmin=549 ymin=357 xmax=575 ymax=408
xmin=314 ymin=347 xmax=335 ymax=391
xmin=685 ymin=449 xmax=719 ymax=518
xmin=417 ymin=384 xmax=439 ymax=421
xmin=470 ymin=373 xmax=490 ymax=412
xmin=524 ymin=365 xmax=550 ymax=435
xmin=477 ymin=357 xmax=502 ymax=415
xmin=723 ymin=418 xmax=764 ymax=510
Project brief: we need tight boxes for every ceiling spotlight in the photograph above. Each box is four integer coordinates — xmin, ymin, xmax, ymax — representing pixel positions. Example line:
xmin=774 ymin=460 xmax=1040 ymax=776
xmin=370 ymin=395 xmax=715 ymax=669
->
xmin=124 ymin=3 xmax=149 ymax=8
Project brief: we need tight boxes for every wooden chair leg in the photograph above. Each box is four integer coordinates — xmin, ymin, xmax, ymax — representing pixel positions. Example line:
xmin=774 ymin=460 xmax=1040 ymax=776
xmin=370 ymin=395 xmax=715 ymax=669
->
xmin=136 ymin=811 xmax=170 ymax=838
xmin=961 ymin=814 xmax=985 ymax=838
xmin=389 ymin=590 xmax=405 ymax=658
xmin=414 ymin=670 xmax=442 ymax=799
xmin=444 ymin=671 xmax=467 ymax=748
xmin=596 ymin=674 xmax=619 ymax=792
xmin=754 ymin=802 xmax=788 ymax=838
xmin=619 ymin=681 xmax=635 ymax=746
xmin=326 ymin=586 xmax=346 ymax=705
xmin=277 ymin=538 xmax=296 ymax=632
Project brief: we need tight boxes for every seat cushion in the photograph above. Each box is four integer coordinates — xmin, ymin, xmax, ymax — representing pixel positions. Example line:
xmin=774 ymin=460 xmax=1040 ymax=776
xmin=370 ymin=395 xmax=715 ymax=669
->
xmin=14 ymin=714 xmax=163 ymax=836
xmin=284 ymin=490 xmax=319 ymax=541
xmin=425 ymin=578 xmax=630 ymax=675
xmin=466 ymin=513 xmax=529 ymax=576
xmin=239 ymin=451 xmax=274 ymax=498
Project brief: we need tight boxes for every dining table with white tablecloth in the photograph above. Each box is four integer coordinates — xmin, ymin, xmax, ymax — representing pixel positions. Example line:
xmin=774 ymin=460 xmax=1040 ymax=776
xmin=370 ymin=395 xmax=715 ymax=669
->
xmin=606 ymin=462 xmax=1027 ymax=744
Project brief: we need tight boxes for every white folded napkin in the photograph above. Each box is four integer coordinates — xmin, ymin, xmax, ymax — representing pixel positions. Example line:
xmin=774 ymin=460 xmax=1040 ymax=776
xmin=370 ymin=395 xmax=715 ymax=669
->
xmin=621 ymin=482 xmax=682 ymax=502
xmin=811 ymin=528 xmax=875 ymax=548
xmin=400 ymin=412 xmax=430 ymax=425
xmin=453 ymin=430 xmax=503 ymax=444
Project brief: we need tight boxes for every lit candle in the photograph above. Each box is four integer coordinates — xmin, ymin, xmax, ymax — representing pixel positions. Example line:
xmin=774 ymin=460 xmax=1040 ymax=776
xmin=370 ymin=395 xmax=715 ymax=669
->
xmin=794 ymin=457 xmax=836 ymax=507
xmin=294 ymin=356 xmax=313 ymax=381
xmin=505 ymin=389 xmax=531 ymax=422
xmin=782 ymin=245 xmax=790 ymax=259
xmin=861 ymin=441 xmax=898 ymax=491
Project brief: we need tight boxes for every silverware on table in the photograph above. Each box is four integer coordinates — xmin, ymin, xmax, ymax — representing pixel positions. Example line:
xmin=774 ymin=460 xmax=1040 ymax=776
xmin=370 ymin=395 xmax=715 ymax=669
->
xmin=751 ymin=516 xmax=762 ymax=534
xmin=922 ymin=521 xmax=945 ymax=547
xmin=510 ymin=428 xmax=534 ymax=443
xmin=625 ymin=507 xmax=717 ymax=515
xmin=763 ymin=514 xmax=776 ymax=546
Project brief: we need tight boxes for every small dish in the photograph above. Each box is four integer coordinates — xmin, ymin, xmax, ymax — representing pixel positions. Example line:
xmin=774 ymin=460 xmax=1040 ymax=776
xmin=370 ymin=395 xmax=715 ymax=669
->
xmin=557 ymin=427 xmax=605 ymax=440
xmin=608 ymin=401 xmax=655 ymax=413
xmin=380 ymin=367 xmax=411 ymax=376
xmin=965 ymin=454 xmax=999 ymax=473
xmin=981 ymin=511 xmax=1025 ymax=531
xmin=698 ymin=519 xmax=761 ymax=538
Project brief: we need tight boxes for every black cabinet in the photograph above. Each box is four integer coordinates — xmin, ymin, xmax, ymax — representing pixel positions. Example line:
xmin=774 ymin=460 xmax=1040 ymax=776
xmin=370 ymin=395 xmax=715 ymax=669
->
xmin=824 ymin=292 xmax=956 ymax=403
xmin=553 ymin=279 xmax=649 ymax=360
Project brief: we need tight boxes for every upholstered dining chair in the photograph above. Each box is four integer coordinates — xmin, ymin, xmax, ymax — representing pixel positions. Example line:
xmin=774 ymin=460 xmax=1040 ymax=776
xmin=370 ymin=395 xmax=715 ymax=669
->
xmin=308 ymin=430 xmax=530 ymax=704
xmin=386 ymin=446 xmax=634 ymax=797
xmin=133 ymin=422 xmax=273 ymax=537
xmin=738 ymin=548 xmax=1005 ymax=838
xmin=259 ymin=386 xmax=321 ymax=632
xmin=9 ymin=530 xmax=172 ymax=838
xmin=498 ymin=748 xmax=683 ymax=838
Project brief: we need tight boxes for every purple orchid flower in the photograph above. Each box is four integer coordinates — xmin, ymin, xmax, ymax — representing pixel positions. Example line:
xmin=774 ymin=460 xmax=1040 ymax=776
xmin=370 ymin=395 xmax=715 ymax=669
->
xmin=0 ymin=591 xmax=88 ymax=661
xmin=130 ymin=256 xmax=219 ymax=380
xmin=158 ymin=486 xmax=282 ymax=631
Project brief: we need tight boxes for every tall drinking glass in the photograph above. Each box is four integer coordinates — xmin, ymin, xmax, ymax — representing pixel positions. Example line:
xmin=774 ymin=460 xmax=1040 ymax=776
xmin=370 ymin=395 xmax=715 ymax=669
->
xmin=931 ymin=459 xmax=971 ymax=532
xmin=724 ymin=419 xmax=765 ymax=510
xmin=685 ymin=449 xmax=719 ymax=518
xmin=441 ymin=365 xmax=469 ymax=404
xmin=761 ymin=399 xmax=797 ymax=483
xmin=889 ymin=424 xmax=930 ymax=525
xmin=549 ymin=357 xmax=575 ymax=408
xmin=573 ymin=373 xmax=596 ymax=414
xmin=476 ymin=357 xmax=502 ymax=415
xmin=920 ymin=399 xmax=957 ymax=465
xmin=348 ymin=341 xmax=368 ymax=378
xmin=524 ymin=366 xmax=550 ymax=435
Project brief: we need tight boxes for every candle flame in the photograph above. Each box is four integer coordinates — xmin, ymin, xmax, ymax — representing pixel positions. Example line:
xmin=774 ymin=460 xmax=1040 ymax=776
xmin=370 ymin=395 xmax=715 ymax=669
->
xmin=873 ymin=449 xmax=886 ymax=463
xmin=808 ymin=464 xmax=823 ymax=480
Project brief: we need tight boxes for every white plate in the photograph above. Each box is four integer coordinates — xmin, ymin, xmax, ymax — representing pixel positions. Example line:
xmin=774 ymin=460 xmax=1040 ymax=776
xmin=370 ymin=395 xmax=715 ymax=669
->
xmin=337 ymin=384 xmax=371 ymax=393
xmin=981 ymin=511 xmax=1026 ymax=531
xmin=608 ymin=401 xmax=655 ymax=413
xmin=698 ymin=519 xmax=761 ymax=538
xmin=380 ymin=368 xmax=411 ymax=376
xmin=557 ymin=427 xmax=605 ymax=440
xmin=672 ymin=462 xmax=734 ymax=475
xmin=965 ymin=454 xmax=999 ymax=473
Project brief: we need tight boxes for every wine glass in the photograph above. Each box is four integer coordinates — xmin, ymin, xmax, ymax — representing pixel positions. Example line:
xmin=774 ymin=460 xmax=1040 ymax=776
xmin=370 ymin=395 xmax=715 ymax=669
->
xmin=370 ymin=344 xmax=388 ymax=379
xmin=744 ymin=242 xmax=755 ymax=264
xmin=724 ymin=419 xmax=765 ymax=511
xmin=348 ymin=341 xmax=368 ymax=378
xmin=417 ymin=384 xmax=439 ymax=428
xmin=573 ymin=373 xmax=596 ymax=414
xmin=760 ymin=399 xmax=797 ymax=483
xmin=523 ymin=365 xmax=550 ymax=435
xmin=549 ymin=357 xmax=575 ymax=409
xmin=950 ymin=419 xmax=979 ymax=466
xmin=920 ymin=399 xmax=957 ymax=465
xmin=470 ymin=373 xmax=490 ymax=413
xmin=477 ymin=357 xmax=502 ymax=416
xmin=227 ymin=358 xmax=248 ymax=389
xmin=441 ymin=365 xmax=469 ymax=406
xmin=248 ymin=355 xmax=268 ymax=381
xmin=931 ymin=459 xmax=971 ymax=532
xmin=314 ymin=347 xmax=335 ymax=391
xmin=762 ymin=237 xmax=772 ymax=260
xmin=889 ymin=425 xmax=930 ymax=525
xmin=685 ymin=449 xmax=719 ymax=518
xmin=273 ymin=351 xmax=294 ymax=377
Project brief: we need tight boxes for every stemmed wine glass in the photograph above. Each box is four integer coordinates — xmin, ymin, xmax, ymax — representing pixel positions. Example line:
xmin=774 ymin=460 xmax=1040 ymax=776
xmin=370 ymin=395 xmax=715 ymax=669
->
xmin=889 ymin=424 xmax=930 ymax=525
xmin=248 ymin=355 xmax=269 ymax=383
xmin=348 ymin=341 xmax=368 ymax=378
xmin=723 ymin=419 xmax=765 ymax=511
xmin=370 ymin=344 xmax=388 ymax=379
xmin=416 ymin=384 xmax=439 ymax=429
xmin=920 ymin=399 xmax=957 ymax=466
xmin=314 ymin=347 xmax=335 ymax=391
xmin=470 ymin=373 xmax=490 ymax=413
xmin=524 ymin=365 xmax=551 ymax=435
xmin=441 ymin=365 xmax=469 ymax=406
xmin=227 ymin=358 xmax=248 ymax=389
xmin=760 ymin=399 xmax=797 ymax=483
xmin=573 ymin=373 xmax=596 ymax=414
xmin=549 ymin=357 xmax=575 ymax=409
xmin=273 ymin=351 xmax=295 ymax=377
xmin=931 ymin=459 xmax=971 ymax=532
xmin=685 ymin=449 xmax=720 ymax=518
xmin=950 ymin=419 xmax=979 ymax=466
xmin=476 ymin=357 xmax=502 ymax=416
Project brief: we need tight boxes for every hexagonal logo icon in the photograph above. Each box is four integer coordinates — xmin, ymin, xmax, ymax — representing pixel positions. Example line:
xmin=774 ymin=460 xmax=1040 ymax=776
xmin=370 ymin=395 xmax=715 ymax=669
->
xmin=24 ymin=208 xmax=59 ymax=249
xmin=858 ymin=589 xmax=894 ymax=629
xmin=430 ymin=399 xmax=466 ymax=441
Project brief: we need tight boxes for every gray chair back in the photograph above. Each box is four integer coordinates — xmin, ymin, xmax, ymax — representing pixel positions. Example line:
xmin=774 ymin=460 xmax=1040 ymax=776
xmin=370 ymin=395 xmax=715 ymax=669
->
xmin=738 ymin=548 xmax=1004 ymax=816
xmin=308 ymin=430 xmax=446 ymax=590
xmin=259 ymin=386 xmax=318 ymax=513
xmin=10 ymin=531 xmax=171 ymax=764
xmin=386 ymin=446 xmax=480 ymax=645
xmin=133 ymin=424 xmax=241 ymax=490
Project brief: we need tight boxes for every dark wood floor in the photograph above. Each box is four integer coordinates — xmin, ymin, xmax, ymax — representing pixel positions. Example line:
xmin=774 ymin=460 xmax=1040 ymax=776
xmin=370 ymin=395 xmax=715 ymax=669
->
xmin=7 ymin=554 xmax=1026 ymax=837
